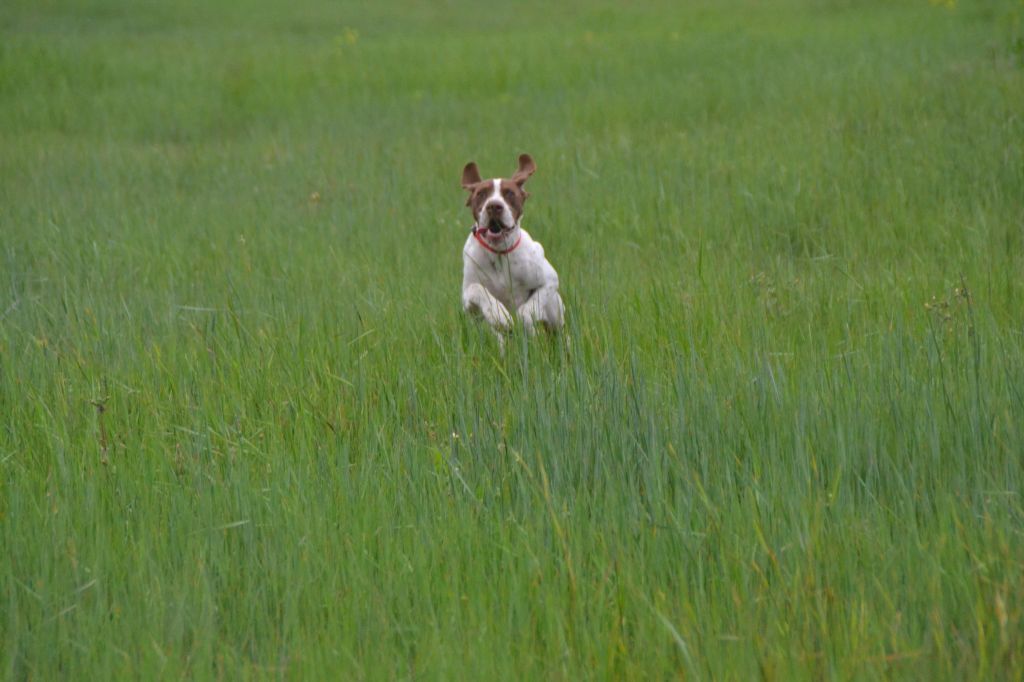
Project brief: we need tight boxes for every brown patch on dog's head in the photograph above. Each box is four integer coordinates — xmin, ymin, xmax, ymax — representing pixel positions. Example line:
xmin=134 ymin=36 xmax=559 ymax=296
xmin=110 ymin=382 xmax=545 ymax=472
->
xmin=497 ymin=154 xmax=536 ymax=220
xmin=461 ymin=161 xmax=489 ymax=214
xmin=497 ymin=180 xmax=526 ymax=219
xmin=466 ymin=181 xmax=492 ymax=215
xmin=460 ymin=154 xmax=537 ymax=222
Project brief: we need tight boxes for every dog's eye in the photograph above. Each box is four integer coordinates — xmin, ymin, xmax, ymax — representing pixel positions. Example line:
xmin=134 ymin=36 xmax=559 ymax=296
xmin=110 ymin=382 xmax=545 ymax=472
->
xmin=503 ymin=189 xmax=515 ymax=201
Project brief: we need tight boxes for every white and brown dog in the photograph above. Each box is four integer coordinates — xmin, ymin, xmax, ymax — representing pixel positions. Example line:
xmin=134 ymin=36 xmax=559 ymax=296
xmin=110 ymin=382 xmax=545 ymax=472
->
xmin=460 ymin=154 xmax=565 ymax=340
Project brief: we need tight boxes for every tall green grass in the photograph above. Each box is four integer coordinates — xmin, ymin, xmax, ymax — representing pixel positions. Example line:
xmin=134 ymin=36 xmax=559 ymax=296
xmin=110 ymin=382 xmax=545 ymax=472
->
xmin=2 ymin=0 xmax=1023 ymax=678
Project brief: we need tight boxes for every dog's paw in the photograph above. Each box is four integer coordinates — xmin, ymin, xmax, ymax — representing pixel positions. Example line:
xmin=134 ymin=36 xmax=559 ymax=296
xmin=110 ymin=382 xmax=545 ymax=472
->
xmin=490 ymin=304 xmax=514 ymax=331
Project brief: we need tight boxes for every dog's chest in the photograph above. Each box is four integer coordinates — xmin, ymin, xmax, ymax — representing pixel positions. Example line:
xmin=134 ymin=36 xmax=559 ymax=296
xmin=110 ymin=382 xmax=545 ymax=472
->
xmin=478 ymin=252 xmax=542 ymax=306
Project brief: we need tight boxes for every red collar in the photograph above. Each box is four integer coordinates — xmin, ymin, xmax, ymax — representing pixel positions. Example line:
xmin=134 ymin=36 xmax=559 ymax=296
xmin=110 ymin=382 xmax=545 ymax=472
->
xmin=472 ymin=225 xmax=522 ymax=255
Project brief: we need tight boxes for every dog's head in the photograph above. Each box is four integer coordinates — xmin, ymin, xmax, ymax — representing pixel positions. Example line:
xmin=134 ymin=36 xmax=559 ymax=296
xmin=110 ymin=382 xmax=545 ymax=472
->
xmin=461 ymin=154 xmax=536 ymax=234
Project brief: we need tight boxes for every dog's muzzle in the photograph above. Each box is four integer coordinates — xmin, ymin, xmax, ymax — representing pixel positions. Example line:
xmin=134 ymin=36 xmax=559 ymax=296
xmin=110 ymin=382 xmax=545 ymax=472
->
xmin=484 ymin=203 xmax=509 ymax=233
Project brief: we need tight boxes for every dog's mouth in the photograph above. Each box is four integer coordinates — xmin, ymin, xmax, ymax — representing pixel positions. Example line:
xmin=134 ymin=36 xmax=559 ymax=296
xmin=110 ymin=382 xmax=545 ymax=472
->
xmin=486 ymin=218 xmax=508 ymax=234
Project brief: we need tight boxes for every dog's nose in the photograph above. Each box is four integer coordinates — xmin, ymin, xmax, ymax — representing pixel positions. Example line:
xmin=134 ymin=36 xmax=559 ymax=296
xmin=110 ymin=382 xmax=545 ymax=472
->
xmin=486 ymin=203 xmax=502 ymax=214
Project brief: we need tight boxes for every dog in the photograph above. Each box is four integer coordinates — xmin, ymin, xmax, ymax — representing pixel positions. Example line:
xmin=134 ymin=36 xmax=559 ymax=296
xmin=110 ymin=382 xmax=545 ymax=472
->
xmin=460 ymin=154 xmax=565 ymax=342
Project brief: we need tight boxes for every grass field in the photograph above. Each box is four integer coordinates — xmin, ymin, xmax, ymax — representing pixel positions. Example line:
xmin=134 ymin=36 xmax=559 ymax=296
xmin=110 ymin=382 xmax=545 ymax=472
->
xmin=2 ymin=0 xmax=1024 ymax=678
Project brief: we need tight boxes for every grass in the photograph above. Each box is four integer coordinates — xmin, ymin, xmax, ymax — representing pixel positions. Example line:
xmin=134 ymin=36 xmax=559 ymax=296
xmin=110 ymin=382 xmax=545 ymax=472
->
xmin=2 ymin=0 xmax=1023 ymax=678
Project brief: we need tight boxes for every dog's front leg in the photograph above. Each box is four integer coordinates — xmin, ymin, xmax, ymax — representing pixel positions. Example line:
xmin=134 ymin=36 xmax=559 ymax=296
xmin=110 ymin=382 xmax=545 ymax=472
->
xmin=463 ymin=282 xmax=514 ymax=332
xmin=517 ymin=286 xmax=565 ymax=334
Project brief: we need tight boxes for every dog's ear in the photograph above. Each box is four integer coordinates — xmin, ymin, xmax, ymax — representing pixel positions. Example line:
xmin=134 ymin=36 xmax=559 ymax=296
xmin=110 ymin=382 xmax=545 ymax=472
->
xmin=511 ymin=153 xmax=536 ymax=186
xmin=461 ymin=162 xmax=482 ymax=189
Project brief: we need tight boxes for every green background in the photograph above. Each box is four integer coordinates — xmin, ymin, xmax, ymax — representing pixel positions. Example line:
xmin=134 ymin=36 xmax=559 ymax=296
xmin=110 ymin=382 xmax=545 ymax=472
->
xmin=2 ymin=0 xmax=1023 ymax=678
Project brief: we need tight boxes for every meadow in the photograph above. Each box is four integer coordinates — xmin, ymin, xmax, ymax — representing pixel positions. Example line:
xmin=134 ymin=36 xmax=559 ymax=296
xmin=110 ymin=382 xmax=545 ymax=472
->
xmin=2 ymin=0 xmax=1023 ymax=678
